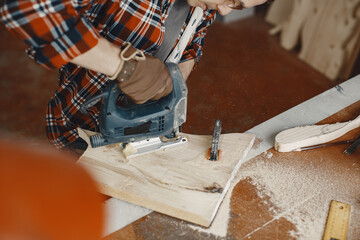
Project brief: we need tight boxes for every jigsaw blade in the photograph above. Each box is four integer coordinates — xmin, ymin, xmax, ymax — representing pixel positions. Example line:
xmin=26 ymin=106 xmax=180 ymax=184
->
xmin=207 ymin=119 xmax=222 ymax=161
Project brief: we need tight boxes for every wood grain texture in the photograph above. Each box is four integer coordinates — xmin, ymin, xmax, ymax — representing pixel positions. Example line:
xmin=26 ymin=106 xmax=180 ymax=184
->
xmin=77 ymin=129 xmax=255 ymax=227
xmin=274 ymin=115 xmax=360 ymax=152
xmin=280 ymin=0 xmax=311 ymax=50
xmin=269 ymin=0 xmax=360 ymax=80
xmin=299 ymin=0 xmax=360 ymax=80
xmin=265 ymin=0 xmax=294 ymax=26
xmin=340 ymin=7 xmax=360 ymax=80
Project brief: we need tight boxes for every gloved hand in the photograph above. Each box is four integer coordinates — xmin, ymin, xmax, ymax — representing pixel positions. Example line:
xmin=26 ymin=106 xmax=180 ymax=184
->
xmin=109 ymin=42 xmax=173 ymax=104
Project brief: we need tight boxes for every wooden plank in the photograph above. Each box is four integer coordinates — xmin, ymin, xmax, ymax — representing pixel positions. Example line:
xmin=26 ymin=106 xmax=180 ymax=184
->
xmin=77 ymin=129 xmax=255 ymax=227
xmin=265 ymin=0 xmax=294 ymax=26
xmin=299 ymin=0 xmax=360 ymax=80
xmin=296 ymin=0 xmax=322 ymax=58
xmin=280 ymin=0 xmax=312 ymax=50
xmin=276 ymin=0 xmax=360 ymax=80
xmin=339 ymin=7 xmax=360 ymax=80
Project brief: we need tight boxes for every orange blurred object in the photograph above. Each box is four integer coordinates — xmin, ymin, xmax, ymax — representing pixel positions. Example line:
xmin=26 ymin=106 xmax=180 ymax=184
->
xmin=0 ymin=141 xmax=104 ymax=240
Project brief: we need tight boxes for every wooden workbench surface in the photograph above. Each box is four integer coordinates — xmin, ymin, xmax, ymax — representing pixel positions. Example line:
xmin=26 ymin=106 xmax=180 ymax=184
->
xmin=102 ymin=102 xmax=360 ymax=239
xmin=1 ymin=14 xmax=359 ymax=239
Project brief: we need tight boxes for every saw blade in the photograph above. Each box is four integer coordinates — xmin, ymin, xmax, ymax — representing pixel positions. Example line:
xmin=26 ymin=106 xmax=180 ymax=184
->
xmin=208 ymin=119 xmax=222 ymax=161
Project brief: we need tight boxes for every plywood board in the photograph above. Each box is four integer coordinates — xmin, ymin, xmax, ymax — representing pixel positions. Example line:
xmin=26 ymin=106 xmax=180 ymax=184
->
xmin=77 ymin=129 xmax=255 ymax=227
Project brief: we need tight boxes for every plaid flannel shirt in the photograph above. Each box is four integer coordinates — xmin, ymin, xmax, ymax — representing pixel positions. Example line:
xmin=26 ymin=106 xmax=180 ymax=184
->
xmin=0 ymin=0 xmax=216 ymax=148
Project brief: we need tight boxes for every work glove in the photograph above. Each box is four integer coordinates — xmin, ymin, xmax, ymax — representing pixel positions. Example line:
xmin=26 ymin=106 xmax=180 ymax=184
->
xmin=108 ymin=42 xmax=173 ymax=104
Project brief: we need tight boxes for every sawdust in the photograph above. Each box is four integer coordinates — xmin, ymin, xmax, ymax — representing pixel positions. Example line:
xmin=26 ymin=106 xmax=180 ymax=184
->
xmin=263 ymin=151 xmax=273 ymax=159
xmin=241 ymin=158 xmax=359 ymax=239
xmin=191 ymin=154 xmax=360 ymax=239
xmin=190 ymin=186 xmax=231 ymax=237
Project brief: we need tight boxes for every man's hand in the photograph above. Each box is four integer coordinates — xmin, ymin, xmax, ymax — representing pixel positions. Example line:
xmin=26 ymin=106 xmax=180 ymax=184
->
xmin=71 ymin=39 xmax=172 ymax=104
xmin=117 ymin=53 xmax=173 ymax=104
xmin=186 ymin=0 xmax=268 ymax=16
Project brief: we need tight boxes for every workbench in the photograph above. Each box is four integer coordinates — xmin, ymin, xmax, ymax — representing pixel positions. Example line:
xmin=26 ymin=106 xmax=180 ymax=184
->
xmin=1 ymin=15 xmax=357 ymax=239
xmin=98 ymin=74 xmax=360 ymax=239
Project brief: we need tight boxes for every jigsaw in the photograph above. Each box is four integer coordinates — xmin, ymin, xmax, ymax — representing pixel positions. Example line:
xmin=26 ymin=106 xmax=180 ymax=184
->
xmin=81 ymin=62 xmax=188 ymax=158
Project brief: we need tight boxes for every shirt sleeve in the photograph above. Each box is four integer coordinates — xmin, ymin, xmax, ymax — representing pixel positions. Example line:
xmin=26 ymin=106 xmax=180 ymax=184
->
xmin=180 ymin=9 xmax=216 ymax=69
xmin=0 ymin=0 xmax=100 ymax=69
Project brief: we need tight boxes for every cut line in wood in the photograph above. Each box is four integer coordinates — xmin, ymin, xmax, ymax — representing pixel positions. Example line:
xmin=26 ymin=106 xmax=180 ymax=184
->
xmin=77 ymin=129 xmax=255 ymax=227
xmin=274 ymin=115 xmax=360 ymax=152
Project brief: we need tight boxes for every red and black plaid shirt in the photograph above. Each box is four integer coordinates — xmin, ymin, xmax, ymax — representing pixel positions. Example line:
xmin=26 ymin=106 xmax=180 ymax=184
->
xmin=0 ymin=0 xmax=216 ymax=148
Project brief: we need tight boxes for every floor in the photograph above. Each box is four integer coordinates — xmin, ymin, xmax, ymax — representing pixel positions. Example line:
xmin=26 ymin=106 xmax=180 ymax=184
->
xmin=1 ymin=11 xmax=358 ymax=239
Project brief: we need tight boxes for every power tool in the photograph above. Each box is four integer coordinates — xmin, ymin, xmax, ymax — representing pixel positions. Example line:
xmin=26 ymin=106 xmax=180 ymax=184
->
xmin=81 ymin=62 xmax=188 ymax=158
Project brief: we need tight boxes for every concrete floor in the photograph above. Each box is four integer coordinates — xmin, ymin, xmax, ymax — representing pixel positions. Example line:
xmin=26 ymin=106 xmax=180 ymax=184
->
xmin=1 ymin=12 xmax=357 ymax=239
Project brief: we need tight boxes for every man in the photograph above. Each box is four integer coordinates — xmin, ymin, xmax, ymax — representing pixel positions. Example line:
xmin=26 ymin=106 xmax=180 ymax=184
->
xmin=0 ymin=0 xmax=267 ymax=151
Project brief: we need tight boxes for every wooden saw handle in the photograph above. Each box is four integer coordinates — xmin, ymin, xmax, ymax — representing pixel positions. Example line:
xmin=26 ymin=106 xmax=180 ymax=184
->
xmin=274 ymin=115 xmax=360 ymax=152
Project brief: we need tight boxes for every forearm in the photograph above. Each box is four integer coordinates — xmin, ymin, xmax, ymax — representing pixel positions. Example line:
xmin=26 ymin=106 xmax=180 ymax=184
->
xmin=0 ymin=0 xmax=98 ymax=69
xmin=70 ymin=37 xmax=121 ymax=76
xmin=71 ymin=37 xmax=195 ymax=80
